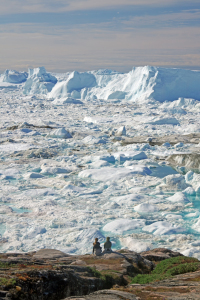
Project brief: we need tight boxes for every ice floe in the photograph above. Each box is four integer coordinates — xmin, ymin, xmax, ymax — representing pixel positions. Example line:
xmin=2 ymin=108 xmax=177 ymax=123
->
xmin=48 ymin=128 xmax=72 ymax=139
xmin=103 ymin=218 xmax=145 ymax=234
xmin=143 ymin=221 xmax=185 ymax=235
xmin=78 ymin=166 xmax=151 ymax=181
xmin=120 ymin=237 xmax=152 ymax=252
xmin=134 ymin=203 xmax=159 ymax=214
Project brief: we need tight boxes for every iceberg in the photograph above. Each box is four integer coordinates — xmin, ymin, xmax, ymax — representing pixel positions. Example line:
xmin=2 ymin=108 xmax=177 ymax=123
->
xmin=48 ymin=128 xmax=72 ymax=139
xmin=23 ymin=67 xmax=57 ymax=95
xmin=48 ymin=71 xmax=96 ymax=99
xmin=2 ymin=69 xmax=28 ymax=83
xmin=15 ymin=65 xmax=200 ymax=102
xmin=81 ymin=66 xmax=200 ymax=102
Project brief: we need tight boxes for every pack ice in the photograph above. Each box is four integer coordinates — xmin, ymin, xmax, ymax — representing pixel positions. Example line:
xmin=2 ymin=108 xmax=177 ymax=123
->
xmin=1 ymin=66 xmax=200 ymax=258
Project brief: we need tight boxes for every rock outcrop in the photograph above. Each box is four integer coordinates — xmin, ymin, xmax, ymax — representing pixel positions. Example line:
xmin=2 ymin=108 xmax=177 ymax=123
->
xmin=140 ymin=247 xmax=183 ymax=262
xmin=0 ymin=248 xmax=198 ymax=300
xmin=0 ymin=248 xmax=152 ymax=300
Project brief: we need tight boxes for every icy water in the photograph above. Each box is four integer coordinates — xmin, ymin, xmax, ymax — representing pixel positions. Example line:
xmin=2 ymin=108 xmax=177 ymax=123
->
xmin=1 ymin=66 xmax=200 ymax=257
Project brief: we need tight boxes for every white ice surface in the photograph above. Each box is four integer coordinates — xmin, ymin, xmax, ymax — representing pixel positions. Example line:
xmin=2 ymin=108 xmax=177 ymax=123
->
xmin=103 ymin=219 xmax=145 ymax=234
xmin=143 ymin=221 xmax=186 ymax=235
xmin=120 ymin=237 xmax=152 ymax=252
xmin=134 ymin=203 xmax=159 ymax=213
xmin=167 ymin=192 xmax=190 ymax=204
xmin=78 ymin=166 xmax=151 ymax=181
xmin=1 ymin=66 xmax=200 ymax=257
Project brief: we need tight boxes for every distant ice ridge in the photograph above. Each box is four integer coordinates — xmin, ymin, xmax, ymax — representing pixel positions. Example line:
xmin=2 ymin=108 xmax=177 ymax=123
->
xmin=23 ymin=67 xmax=57 ymax=95
xmin=48 ymin=66 xmax=200 ymax=102
xmin=2 ymin=69 xmax=28 ymax=84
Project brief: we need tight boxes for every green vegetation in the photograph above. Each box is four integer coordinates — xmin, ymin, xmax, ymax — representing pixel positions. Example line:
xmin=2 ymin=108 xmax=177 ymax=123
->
xmin=0 ymin=278 xmax=16 ymax=286
xmin=87 ymin=267 xmax=117 ymax=288
xmin=131 ymin=256 xmax=199 ymax=284
xmin=0 ymin=262 xmax=12 ymax=268
xmin=87 ymin=266 xmax=102 ymax=279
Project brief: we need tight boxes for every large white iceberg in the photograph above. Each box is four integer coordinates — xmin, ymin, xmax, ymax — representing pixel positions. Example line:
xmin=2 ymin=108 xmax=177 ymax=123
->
xmin=48 ymin=71 xmax=96 ymax=99
xmin=2 ymin=69 xmax=28 ymax=83
xmin=80 ymin=66 xmax=200 ymax=101
xmin=21 ymin=66 xmax=200 ymax=102
xmin=23 ymin=67 xmax=57 ymax=95
xmin=98 ymin=66 xmax=200 ymax=102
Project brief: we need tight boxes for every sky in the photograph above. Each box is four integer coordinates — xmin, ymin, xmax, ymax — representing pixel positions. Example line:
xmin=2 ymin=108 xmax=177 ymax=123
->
xmin=0 ymin=0 xmax=200 ymax=73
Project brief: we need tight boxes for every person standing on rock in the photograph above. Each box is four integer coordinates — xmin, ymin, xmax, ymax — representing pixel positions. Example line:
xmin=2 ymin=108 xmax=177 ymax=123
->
xmin=104 ymin=237 xmax=112 ymax=252
xmin=93 ymin=238 xmax=102 ymax=255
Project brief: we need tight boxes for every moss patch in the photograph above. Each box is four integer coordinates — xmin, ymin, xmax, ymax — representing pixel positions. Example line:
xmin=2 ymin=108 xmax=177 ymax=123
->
xmin=131 ymin=256 xmax=199 ymax=284
xmin=87 ymin=267 xmax=115 ymax=288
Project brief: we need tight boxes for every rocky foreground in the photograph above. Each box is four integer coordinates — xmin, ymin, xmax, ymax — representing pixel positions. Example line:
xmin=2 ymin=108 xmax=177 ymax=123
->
xmin=1 ymin=248 xmax=200 ymax=299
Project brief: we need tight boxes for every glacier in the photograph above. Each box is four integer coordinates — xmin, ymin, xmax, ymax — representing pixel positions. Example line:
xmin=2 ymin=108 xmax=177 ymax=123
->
xmin=1 ymin=66 xmax=200 ymax=258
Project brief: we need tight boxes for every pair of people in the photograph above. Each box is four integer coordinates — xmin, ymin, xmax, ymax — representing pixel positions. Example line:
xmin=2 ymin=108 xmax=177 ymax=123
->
xmin=93 ymin=237 xmax=112 ymax=255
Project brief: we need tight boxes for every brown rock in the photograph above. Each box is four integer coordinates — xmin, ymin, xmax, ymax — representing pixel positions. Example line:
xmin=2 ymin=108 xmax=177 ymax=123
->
xmin=32 ymin=248 xmax=70 ymax=259
xmin=140 ymin=247 xmax=183 ymax=262
xmin=64 ymin=289 xmax=138 ymax=299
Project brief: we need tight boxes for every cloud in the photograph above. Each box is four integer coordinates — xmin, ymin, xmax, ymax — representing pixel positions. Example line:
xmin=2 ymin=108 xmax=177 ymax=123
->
xmin=0 ymin=23 xmax=199 ymax=73
xmin=65 ymin=0 xmax=200 ymax=12
xmin=122 ymin=9 xmax=200 ymax=28
xmin=0 ymin=0 xmax=199 ymax=14
xmin=0 ymin=0 xmax=199 ymax=72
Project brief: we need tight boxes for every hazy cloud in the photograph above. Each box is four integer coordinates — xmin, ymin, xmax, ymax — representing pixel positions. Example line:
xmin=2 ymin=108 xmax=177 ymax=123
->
xmin=0 ymin=0 xmax=199 ymax=14
xmin=0 ymin=23 xmax=199 ymax=72
xmin=122 ymin=9 xmax=200 ymax=28
xmin=0 ymin=0 xmax=199 ymax=72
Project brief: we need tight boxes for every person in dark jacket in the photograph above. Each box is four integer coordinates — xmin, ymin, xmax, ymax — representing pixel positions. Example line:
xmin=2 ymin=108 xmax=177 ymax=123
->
xmin=104 ymin=237 xmax=112 ymax=251
xmin=93 ymin=238 xmax=102 ymax=255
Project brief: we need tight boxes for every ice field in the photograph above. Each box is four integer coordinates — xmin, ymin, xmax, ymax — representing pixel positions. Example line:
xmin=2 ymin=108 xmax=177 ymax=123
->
xmin=1 ymin=66 xmax=200 ymax=257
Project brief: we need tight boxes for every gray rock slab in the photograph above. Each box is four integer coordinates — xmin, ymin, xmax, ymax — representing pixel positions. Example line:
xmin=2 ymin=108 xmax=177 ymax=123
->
xmin=64 ymin=289 xmax=137 ymax=299
xmin=33 ymin=248 xmax=70 ymax=259
xmin=140 ymin=247 xmax=183 ymax=262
